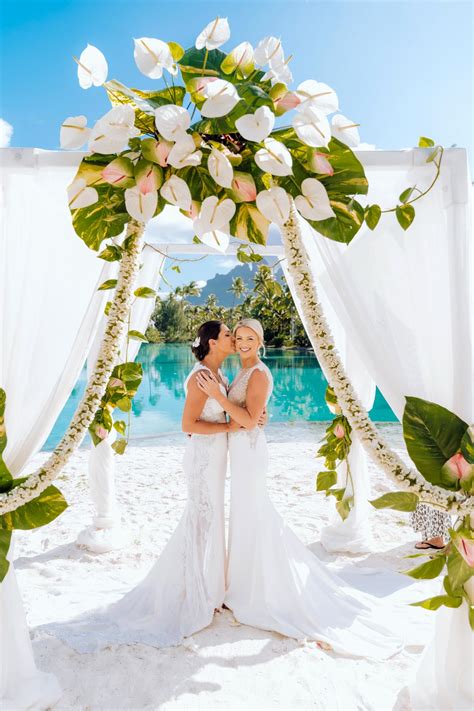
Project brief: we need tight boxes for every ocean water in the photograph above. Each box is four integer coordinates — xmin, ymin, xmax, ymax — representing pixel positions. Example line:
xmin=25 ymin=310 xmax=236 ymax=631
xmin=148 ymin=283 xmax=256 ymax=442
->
xmin=43 ymin=343 xmax=396 ymax=450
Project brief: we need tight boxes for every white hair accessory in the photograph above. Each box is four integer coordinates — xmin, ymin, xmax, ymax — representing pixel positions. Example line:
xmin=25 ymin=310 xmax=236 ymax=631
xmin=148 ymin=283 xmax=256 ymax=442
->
xmin=192 ymin=336 xmax=201 ymax=348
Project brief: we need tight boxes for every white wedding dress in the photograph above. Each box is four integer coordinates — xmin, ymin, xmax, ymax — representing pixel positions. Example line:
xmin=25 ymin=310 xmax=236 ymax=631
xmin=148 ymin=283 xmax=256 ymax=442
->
xmin=43 ymin=362 xmax=229 ymax=651
xmin=225 ymin=361 xmax=404 ymax=659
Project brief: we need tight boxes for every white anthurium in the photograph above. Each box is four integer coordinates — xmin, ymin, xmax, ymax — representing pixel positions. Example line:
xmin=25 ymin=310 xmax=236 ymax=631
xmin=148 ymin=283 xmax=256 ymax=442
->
xmin=331 ymin=113 xmax=361 ymax=147
xmin=67 ymin=178 xmax=99 ymax=209
xmin=200 ymin=79 xmax=240 ymax=118
xmin=262 ymin=58 xmax=293 ymax=86
xmin=133 ymin=37 xmax=177 ymax=79
xmin=160 ymin=175 xmax=192 ymax=211
xmin=88 ymin=105 xmax=140 ymax=154
xmin=167 ymin=134 xmax=202 ymax=169
xmin=221 ymin=41 xmax=254 ymax=78
xmin=125 ymin=186 xmax=157 ymax=223
xmin=256 ymin=187 xmax=290 ymax=225
xmin=254 ymin=137 xmax=293 ymax=176
xmin=195 ymin=17 xmax=230 ymax=50
xmin=208 ymin=147 xmax=234 ymax=188
xmin=254 ymin=36 xmax=284 ymax=66
xmin=193 ymin=196 xmax=236 ymax=253
xmin=60 ymin=115 xmax=91 ymax=149
xmin=154 ymin=104 xmax=191 ymax=141
xmin=295 ymin=80 xmax=339 ymax=116
xmin=294 ymin=178 xmax=336 ymax=221
xmin=75 ymin=44 xmax=108 ymax=89
xmin=292 ymin=105 xmax=331 ymax=148
xmin=235 ymin=106 xmax=275 ymax=142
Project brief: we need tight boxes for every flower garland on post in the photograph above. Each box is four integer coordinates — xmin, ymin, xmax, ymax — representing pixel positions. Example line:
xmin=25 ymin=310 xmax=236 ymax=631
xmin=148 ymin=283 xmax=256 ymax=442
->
xmin=0 ymin=220 xmax=145 ymax=517
xmin=281 ymin=199 xmax=473 ymax=517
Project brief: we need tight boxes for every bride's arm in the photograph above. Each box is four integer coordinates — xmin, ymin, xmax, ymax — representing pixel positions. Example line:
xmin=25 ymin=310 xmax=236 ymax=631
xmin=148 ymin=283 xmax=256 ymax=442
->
xmin=196 ymin=370 xmax=268 ymax=429
xmin=182 ymin=374 xmax=234 ymax=434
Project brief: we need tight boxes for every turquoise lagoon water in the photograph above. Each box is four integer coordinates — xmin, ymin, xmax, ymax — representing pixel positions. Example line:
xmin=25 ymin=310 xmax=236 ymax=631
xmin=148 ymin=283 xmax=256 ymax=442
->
xmin=43 ymin=343 xmax=396 ymax=450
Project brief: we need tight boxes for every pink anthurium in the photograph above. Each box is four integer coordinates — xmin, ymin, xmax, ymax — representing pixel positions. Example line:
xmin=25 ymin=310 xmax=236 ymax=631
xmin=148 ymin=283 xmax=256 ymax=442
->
xmin=195 ymin=17 xmax=230 ymax=50
xmin=331 ymin=114 xmax=361 ymax=147
xmin=160 ymin=175 xmax=192 ymax=211
xmin=295 ymin=80 xmax=339 ymax=116
xmin=293 ymin=105 xmax=331 ymax=148
xmin=454 ymin=535 xmax=474 ymax=568
xmin=67 ymin=178 xmax=99 ymax=209
xmin=141 ymin=137 xmax=174 ymax=167
xmin=255 ymin=138 xmax=293 ymax=176
xmin=235 ymin=106 xmax=275 ymax=143
xmin=441 ymin=452 xmax=474 ymax=489
xmin=124 ymin=186 xmax=157 ymax=223
xmin=333 ymin=423 xmax=345 ymax=439
xmin=295 ymin=178 xmax=336 ymax=222
xmin=135 ymin=161 xmax=163 ymax=194
xmin=154 ymin=104 xmax=190 ymax=142
xmin=95 ymin=424 xmax=109 ymax=441
xmin=102 ymin=156 xmax=135 ymax=187
xmin=308 ymin=150 xmax=334 ymax=176
xmin=200 ymin=79 xmax=240 ymax=118
xmin=228 ymin=172 xmax=257 ymax=202
xmin=256 ymin=187 xmax=290 ymax=225
xmin=273 ymin=91 xmax=301 ymax=116
xmin=133 ymin=37 xmax=177 ymax=79
xmin=186 ymin=76 xmax=219 ymax=106
xmin=74 ymin=44 xmax=108 ymax=89
xmin=60 ymin=115 xmax=91 ymax=149
xmin=208 ymin=147 xmax=234 ymax=188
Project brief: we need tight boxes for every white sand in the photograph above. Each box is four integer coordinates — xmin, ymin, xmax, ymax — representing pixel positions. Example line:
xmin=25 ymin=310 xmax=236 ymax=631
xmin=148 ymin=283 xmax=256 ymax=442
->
xmin=13 ymin=423 xmax=439 ymax=710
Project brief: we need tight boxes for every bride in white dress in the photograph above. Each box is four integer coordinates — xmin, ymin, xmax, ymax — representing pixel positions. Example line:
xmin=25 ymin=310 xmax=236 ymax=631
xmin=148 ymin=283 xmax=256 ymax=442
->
xmin=45 ymin=320 xmax=239 ymax=651
xmin=196 ymin=318 xmax=404 ymax=660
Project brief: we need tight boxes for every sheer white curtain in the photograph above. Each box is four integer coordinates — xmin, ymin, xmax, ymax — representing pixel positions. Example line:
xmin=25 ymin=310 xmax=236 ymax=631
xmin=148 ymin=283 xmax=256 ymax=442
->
xmin=302 ymin=148 xmax=473 ymax=710
xmin=0 ymin=148 xmax=112 ymax=711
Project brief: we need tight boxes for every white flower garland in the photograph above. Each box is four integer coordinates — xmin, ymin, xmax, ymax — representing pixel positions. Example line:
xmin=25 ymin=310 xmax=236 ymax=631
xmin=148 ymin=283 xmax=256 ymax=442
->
xmin=281 ymin=201 xmax=473 ymax=515
xmin=0 ymin=221 xmax=145 ymax=515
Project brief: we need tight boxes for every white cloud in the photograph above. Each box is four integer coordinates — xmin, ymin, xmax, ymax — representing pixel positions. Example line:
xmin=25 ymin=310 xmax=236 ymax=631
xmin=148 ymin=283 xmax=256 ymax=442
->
xmin=0 ymin=118 xmax=13 ymax=147
xmin=195 ymin=280 xmax=207 ymax=288
xmin=145 ymin=205 xmax=193 ymax=244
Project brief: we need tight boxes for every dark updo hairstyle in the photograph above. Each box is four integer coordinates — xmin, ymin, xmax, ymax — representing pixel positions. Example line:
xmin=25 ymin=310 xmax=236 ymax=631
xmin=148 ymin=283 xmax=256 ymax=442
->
xmin=191 ymin=320 xmax=223 ymax=361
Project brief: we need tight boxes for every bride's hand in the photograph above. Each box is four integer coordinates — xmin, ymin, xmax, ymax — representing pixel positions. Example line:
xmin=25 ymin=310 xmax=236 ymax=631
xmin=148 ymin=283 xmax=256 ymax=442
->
xmin=257 ymin=406 xmax=268 ymax=428
xmin=227 ymin=417 xmax=242 ymax=432
xmin=196 ymin=371 xmax=223 ymax=399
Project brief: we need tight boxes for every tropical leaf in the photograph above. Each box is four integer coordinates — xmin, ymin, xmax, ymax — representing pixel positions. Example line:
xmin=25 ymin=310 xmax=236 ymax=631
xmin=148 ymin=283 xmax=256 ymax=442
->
xmin=104 ymin=80 xmax=157 ymax=134
xmin=0 ymin=389 xmax=13 ymax=492
xmin=179 ymin=47 xmax=227 ymax=83
xmin=447 ymin=547 xmax=473 ymax=590
xmin=98 ymin=279 xmax=118 ymax=291
xmin=336 ymin=496 xmax=353 ymax=521
xmin=461 ymin=426 xmax=474 ymax=464
xmin=113 ymin=420 xmax=127 ymax=435
xmin=369 ymin=491 xmax=419 ymax=512
xmin=98 ymin=245 xmax=122 ymax=262
xmin=317 ymin=137 xmax=368 ymax=196
xmin=316 ymin=470 xmax=337 ymax=491
xmin=230 ymin=203 xmax=269 ymax=245
xmin=179 ymin=166 xmax=219 ymax=202
xmin=396 ymin=204 xmax=415 ymax=230
xmin=0 ymin=528 xmax=12 ymax=582
xmin=365 ymin=204 xmax=381 ymax=230
xmin=112 ymin=439 xmax=127 ymax=455
xmin=72 ymin=184 xmax=129 ymax=251
xmin=132 ymin=85 xmax=186 ymax=108
xmin=307 ymin=199 xmax=365 ymax=244
xmin=404 ymin=555 xmax=446 ymax=580
xmin=134 ymin=287 xmax=156 ymax=298
xmin=410 ymin=594 xmax=462 ymax=611
xmin=128 ymin=329 xmax=148 ymax=341
xmin=2 ymin=484 xmax=67 ymax=531
xmin=402 ymin=396 xmax=468 ymax=487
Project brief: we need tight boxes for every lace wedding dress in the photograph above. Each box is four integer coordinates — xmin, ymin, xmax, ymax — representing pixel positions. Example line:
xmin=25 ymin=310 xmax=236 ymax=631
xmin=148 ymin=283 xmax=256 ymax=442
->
xmin=43 ymin=362 xmax=228 ymax=651
xmin=225 ymin=361 xmax=404 ymax=659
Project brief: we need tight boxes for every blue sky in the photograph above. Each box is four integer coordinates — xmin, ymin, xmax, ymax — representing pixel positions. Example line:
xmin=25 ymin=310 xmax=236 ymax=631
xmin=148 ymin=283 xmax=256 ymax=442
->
xmin=1 ymin=0 xmax=472 ymax=287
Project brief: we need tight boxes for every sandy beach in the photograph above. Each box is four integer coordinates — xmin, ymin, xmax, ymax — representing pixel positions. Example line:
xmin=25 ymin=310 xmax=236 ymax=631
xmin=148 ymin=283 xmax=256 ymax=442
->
xmin=13 ymin=422 xmax=441 ymax=711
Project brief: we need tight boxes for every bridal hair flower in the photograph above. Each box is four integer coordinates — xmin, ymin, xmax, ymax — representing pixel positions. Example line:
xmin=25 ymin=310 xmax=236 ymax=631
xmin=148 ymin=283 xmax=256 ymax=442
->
xmin=192 ymin=336 xmax=201 ymax=348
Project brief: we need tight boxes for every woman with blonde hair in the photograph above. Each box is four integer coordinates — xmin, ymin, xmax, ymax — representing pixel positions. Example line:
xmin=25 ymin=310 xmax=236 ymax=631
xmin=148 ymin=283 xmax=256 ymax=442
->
xmin=196 ymin=318 xmax=403 ymax=659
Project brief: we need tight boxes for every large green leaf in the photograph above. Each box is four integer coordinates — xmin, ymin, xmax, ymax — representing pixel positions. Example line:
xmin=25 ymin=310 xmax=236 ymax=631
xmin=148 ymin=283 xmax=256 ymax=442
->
xmin=72 ymin=184 xmax=129 ymax=251
xmin=411 ymin=594 xmax=462 ymax=611
xmin=404 ymin=554 xmax=446 ymax=580
xmin=370 ymin=491 xmax=419 ymax=512
xmin=179 ymin=165 xmax=219 ymax=202
xmin=0 ymin=389 xmax=13 ymax=492
xmin=104 ymin=80 xmax=157 ymax=134
xmin=402 ymin=396 xmax=468 ymax=487
xmin=308 ymin=199 xmax=365 ymax=244
xmin=461 ymin=426 xmax=474 ymax=464
xmin=2 ymin=483 xmax=68 ymax=531
xmin=230 ymin=203 xmax=269 ymax=245
xmin=447 ymin=547 xmax=473 ymax=590
xmin=318 ymin=137 xmax=368 ymax=196
xmin=132 ymin=85 xmax=186 ymax=108
xmin=179 ymin=47 xmax=227 ymax=84
xmin=316 ymin=470 xmax=337 ymax=491
xmin=0 ymin=528 xmax=12 ymax=582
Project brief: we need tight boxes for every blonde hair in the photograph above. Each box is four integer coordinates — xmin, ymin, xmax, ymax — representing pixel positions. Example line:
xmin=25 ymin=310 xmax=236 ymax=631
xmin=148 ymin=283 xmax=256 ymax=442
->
xmin=233 ymin=318 xmax=266 ymax=357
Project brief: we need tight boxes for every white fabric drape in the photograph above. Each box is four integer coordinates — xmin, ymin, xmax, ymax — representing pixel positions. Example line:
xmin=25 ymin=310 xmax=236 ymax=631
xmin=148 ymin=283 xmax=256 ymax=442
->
xmin=301 ymin=147 xmax=473 ymax=711
xmin=78 ymin=246 xmax=166 ymax=552
xmin=0 ymin=148 xmax=112 ymax=711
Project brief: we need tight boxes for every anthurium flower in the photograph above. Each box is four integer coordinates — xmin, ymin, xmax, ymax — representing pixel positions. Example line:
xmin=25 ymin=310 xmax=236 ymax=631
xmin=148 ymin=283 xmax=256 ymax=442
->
xmin=193 ymin=196 xmax=236 ymax=253
xmin=255 ymin=138 xmax=293 ymax=176
xmin=186 ymin=76 xmax=219 ymax=106
xmin=441 ymin=452 xmax=474 ymax=490
xmin=67 ymin=178 xmax=99 ymax=209
xmin=200 ymin=79 xmax=240 ymax=118
xmin=154 ymin=104 xmax=191 ymax=141
xmin=167 ymin=134 xmax=202 ymax=169
xmin=308 ymin=150 xmax=334 ymax=176
xmin=333 ymin=423 xmax=345 ymax=439
xmin=256 ymin=187 xmax=290 ymax=225
xmin=135 ymin=160 xmax=163 ymax=194
xmin=331 ymin=114 xmax=361 ymax=147
xmin=125 ymin=185 xmax=157 ymax=223
xmin=295 ymin=178 xmax=336 ymax=221
xmin=235 ymin=106 xmax=275 ymax=142
xmin=453 ymin=532 xmax=474 ymax=567
xmin=195 ymin=17 xmax=230 ymax=50
xmin=60 ymin=115 xmax=91 ymax=149
xmin=229 ymin=172 xmax=257 ymax=202
xmin=221 ymin=41 xmax=254 ymax=79
xmin=88 ymin=105 xmax=140 ymax=154
xmin=75 ymin=44 xmax=108 ymax=89
xmin=160 ymin=175 xmax=192 ymax=211
xmin=295 ymin=80 xmax=339 ymax=116
xmin=254 ymin=36 xmax=284 ymax=66
xmin=262 ymin=58 xmax=293 ymax=87
xmin=133 ymin=37 xmax=177 ymax=78
xmin=273 ymin=91 xmax=300 ymax=116
xmin=102 ymin=156 xmax=135 ymax=187
xmin=208 ymin=147 xmax=234 ymax=188
xmin=293 ymin=105 xmax=331 ymax=148
xmin=141 ymin=137 xmax=173 ymax=167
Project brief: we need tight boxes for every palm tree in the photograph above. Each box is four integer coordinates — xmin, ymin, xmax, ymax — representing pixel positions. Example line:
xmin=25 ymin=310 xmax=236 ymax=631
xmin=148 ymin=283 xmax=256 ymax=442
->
xmin=228 ymin=276 xmax=247 ymax=307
